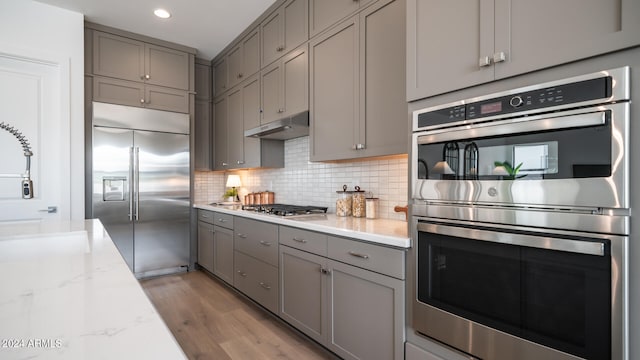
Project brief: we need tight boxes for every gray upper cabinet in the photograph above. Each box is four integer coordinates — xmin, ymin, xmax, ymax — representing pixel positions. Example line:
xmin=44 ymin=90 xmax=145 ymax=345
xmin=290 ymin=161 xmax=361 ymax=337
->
xmin=261 ymin=44 xmax=309 ymax=125
xmin=93 ymin=76 xmax=189 ymax=113
xmin=310 ymin=0 xmax=406 ymax=161
xmin=227 ymin=28 xmax=261 ymax=89
xmin=213 ymin=57 xmax=228 ymax=96
xmin=406 ymin=0 xmax=640 ymax=101
xmin=214 ymin=75 xmax=284 ymax=170
xmin=194 ymin=60 xmax=212 ymax=170
xmin=261 ymin=0 xmax=309 ymax=67
xmin=309 ymin=0 xmax=376 ymax=37
xmin=93 ymin=31 xmax=189 ymax=90
xmin=213 ymin=95 xmax=228 ymax=170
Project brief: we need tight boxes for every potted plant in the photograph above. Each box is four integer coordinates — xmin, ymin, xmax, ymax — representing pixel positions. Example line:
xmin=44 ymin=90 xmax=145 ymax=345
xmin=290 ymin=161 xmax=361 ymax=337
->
xmin=223 ymin=188 xmax=238 ymax=202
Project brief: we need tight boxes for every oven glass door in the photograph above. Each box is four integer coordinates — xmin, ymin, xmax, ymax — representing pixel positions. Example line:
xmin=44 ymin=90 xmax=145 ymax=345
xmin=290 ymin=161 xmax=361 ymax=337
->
xmin=417 ymin=222 xmax=612 ymax=360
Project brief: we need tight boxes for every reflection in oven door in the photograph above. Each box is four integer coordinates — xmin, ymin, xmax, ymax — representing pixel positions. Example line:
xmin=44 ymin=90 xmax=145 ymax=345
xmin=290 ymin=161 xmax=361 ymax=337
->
xmin=413 ymin=219 xmax=626 ymax=360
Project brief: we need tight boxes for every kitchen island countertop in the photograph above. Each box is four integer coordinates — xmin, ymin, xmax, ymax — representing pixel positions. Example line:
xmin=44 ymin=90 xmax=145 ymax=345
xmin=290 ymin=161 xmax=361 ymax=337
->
xmin=0 ymin=219 xmax=186 ymax=360
xmin=195 ymin=203 xmax=410 ymax=248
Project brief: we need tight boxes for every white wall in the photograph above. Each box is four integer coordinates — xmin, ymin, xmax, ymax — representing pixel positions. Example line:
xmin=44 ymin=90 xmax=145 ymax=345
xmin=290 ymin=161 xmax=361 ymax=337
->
xmin=0 ymin=0 xmax=84 ymax=220
xmin=195 ymin=137 xmax=409 ymax=220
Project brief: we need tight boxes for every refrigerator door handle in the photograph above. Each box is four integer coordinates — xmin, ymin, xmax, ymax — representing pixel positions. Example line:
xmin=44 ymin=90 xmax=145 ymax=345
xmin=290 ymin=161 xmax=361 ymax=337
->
xmin=128 ymin=146 xmax=134 ymax=221
xmin=134 ymin=146 xmax=140 ymax=221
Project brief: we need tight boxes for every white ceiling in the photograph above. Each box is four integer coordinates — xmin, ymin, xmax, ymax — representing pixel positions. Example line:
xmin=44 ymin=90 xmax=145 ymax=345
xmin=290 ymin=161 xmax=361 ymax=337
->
xmin=34 ymin=0 xmax=277 ymax=60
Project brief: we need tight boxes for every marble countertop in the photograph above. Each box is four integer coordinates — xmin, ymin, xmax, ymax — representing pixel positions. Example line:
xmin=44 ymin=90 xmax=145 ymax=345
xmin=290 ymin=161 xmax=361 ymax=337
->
xmin=0 ymin=219 xmax=186 ymax=360
xmin=195 ymin=203 xmax=411 ymax=248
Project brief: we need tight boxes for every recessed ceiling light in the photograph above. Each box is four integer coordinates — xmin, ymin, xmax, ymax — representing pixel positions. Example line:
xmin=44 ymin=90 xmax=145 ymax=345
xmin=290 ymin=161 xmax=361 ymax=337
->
xmin=154 ymin=9 xmax=171 ymax=19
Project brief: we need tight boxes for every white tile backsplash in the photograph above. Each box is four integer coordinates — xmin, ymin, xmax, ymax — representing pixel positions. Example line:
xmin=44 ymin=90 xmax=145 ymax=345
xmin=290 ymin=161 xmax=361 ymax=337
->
xmin=195 ymin=137 xmax=409 ymax=220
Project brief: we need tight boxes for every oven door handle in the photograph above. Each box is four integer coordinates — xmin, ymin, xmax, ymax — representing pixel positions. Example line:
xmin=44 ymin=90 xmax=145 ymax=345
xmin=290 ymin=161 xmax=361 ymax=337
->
xmin=417 ymin=109 xmax=606 ymax=145
xmin=417 ymin=222 xmax=605 ymax=256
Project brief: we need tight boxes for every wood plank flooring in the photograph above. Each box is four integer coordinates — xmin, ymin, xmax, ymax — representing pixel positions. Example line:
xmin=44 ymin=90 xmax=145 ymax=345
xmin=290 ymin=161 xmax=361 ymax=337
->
xmin=140 ymin=271 xmax=338 ymax=360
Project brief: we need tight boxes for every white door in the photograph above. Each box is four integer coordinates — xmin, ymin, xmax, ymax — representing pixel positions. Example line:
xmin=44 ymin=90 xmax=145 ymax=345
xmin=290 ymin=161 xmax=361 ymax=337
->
xmin=0 ymin=53 xmax=69 ymax=221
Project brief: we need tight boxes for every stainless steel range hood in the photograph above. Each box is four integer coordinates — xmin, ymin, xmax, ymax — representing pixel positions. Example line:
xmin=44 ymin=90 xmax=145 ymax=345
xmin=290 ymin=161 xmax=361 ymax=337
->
xmin=244 ymin=111 xmax=309 ymax=140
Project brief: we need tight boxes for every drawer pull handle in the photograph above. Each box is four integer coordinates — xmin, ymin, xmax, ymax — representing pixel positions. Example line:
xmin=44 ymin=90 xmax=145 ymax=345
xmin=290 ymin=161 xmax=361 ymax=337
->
xmin=348 ymin=251 xmax=370 ymax=260
xmin=292 ymin=237 xmax=307 ymax=243
xmin=202 ymin=214 xmax=209 ymax=218
xmin=237 ymin=270 xmax=247 ymax=277
xmin=259 ymin=241 xmax=272 ymax=246
xmin=259 ymin=282 xmax=271 ymax=290
xmin=237 ymin=233 xmax=248 ymax=238
xmin=319 ymin=267 xmax=331 ymax=275
xmin=218 ymin=218 xmax=227 ymax=223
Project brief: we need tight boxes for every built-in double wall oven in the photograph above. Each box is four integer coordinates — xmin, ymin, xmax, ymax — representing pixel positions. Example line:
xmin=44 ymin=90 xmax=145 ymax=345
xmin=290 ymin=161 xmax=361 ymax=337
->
xmin=410 ymin=67 xmax=630 ymax=360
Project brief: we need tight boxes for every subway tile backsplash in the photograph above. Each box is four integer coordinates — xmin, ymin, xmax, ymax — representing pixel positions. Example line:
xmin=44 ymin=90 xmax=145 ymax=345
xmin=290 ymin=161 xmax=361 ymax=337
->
xmin=195 ymin=137 xmax=409 ymax=220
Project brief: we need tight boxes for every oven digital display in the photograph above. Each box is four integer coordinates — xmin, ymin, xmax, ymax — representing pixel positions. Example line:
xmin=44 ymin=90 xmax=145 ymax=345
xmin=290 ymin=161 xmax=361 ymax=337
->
xmin=480 ymin=101 xmax=502 ymax=114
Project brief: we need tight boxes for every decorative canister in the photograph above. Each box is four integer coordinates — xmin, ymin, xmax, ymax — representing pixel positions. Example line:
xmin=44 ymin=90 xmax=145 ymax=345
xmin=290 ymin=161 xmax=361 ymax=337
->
xmin=352 ymin=186 xmax=366 ymax=218
xmin=336 ymin=185 xmax=353 ymax=217
xmin=365 ymin=196 xmax=379 ymax=219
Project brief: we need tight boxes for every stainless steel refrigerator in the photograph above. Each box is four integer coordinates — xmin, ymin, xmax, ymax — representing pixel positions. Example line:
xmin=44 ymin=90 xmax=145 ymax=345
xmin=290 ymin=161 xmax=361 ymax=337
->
xmin=89 ymin=102 xmax=190 ymax=278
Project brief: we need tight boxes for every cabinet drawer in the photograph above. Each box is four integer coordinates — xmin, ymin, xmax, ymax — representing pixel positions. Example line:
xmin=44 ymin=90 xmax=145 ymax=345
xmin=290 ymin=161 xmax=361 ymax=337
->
xmin=234 ymin=250 xmax=279 ymax=314
xmin=198 ymin=209 xmax=215 ymax=224
xmin=234 ymin=217 xmax=279 ymax=266
xmin=328 ymin=236 xmax=405 ymax=279
xmin=279 ymin=226 xmax=327 ymax=256
xmin=214 ymin=212 xmax=234 ymax=229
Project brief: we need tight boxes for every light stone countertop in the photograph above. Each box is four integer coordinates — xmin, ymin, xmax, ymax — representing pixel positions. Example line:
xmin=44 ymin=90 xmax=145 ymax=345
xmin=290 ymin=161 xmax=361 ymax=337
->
xmin=195 ymin=203 xmax=411 ymax=248
xmin=0 ymin=219 xmax=186 ymax=360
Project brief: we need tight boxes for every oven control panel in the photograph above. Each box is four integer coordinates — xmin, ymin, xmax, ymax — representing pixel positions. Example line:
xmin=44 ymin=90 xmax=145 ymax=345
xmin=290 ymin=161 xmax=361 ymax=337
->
xmin=417 ymin=76 xmax=612 ymax=129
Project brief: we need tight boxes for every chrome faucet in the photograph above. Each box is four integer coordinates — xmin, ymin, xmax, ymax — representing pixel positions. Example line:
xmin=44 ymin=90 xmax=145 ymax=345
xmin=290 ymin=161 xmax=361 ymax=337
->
xmin=0 ymin=122 xmax=33 ymax=199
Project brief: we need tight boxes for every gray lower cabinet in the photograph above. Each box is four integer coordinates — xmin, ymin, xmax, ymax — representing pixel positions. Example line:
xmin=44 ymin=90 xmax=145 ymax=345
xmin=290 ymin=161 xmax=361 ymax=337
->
xmin=213 ymin=225 xmax=234 ymax=284
xmin=234 ymin=218 xmax=279 ymax=313
xmin=197 ymin=220 xmax=214 ymax=273
xmin=279 ymin=226 xmax=405 ymax=360
xmin=310 ymin=0 xmax=406 ymax=161
xmin=406 ymin=0 xmax=640 ymax=101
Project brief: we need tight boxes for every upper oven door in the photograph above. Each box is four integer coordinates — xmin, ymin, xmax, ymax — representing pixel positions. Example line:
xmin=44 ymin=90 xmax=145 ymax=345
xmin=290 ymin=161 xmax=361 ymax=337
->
xmin=412 ymin=102 xmax=629 ymax=210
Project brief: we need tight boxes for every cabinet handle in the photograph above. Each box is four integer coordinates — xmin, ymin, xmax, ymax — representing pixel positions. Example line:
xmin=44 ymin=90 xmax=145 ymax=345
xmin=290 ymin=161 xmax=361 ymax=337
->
xmin=292 ymin=237 xmax=307 ymax=243
xmin=237 ymin=233 xmax=248 ymax=239
xmin=237 ymin=73 xmax=244 ymax=79
xmin=237 ymin=160 xmax=245 ymax=165
xmin=277 ymin=108 xmax=285 ymax=113
xmin=259 ymin=282 xmax=272 ymax=290
xmin=222 ymin=162 xmax=228 ymax=166
xmin=320 ymin=267 xmax=331 ymax=275
xmin=277 ymin=45 xmax=285 ymax=52
xmin=237 ymin=270 xmax=247 ymax=277
xmin=217 ymin=218 xmax=227 ymax=223
xmin=140 ymin=99 xmax=146 ymax=104
xmin=493 ymin=51 xmax=507 ymax=63
xmin=259 ymin=240 xmax=272 ymax=246
xmin=145 ymin=74 xmax=150 ymax=80
xmin=348 ymin=251 xmax=370 ymax=260
xmin=357 ymin=144 xmax=366 ymax=150
xmin=202 ymin=214 xmax=209 ymax=218
xmin=478 ymin=56 xmax=492 ymax=67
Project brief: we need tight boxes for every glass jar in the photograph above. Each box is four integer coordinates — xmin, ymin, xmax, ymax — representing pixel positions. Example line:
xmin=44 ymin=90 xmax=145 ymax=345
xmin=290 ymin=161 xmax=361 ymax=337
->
xmin=352 ymin=187 xmax=366 ymax=217
xmin=336 ymin=185 xmax=353 ymax=216
xmin=365 ymin=197 xmax=379 ymax=219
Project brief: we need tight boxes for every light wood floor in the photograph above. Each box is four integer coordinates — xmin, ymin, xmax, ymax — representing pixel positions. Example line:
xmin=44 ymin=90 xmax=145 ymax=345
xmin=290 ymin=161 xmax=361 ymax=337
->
xmin=140 ymin=270 xmax=338 ymax=360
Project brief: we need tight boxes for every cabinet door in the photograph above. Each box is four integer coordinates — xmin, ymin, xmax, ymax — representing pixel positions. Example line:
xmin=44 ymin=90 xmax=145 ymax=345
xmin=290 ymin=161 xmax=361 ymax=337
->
xmin=195 ymin=61 xmax=211 ymax=101
xmin=93 ymin=31 xmax=145 ymax=82
xmin=327 ymin=259 xmax=405 ymax=360
xmin=242 ymin=28 xmax=261 ymax=79
xmin=282 ymin=45 xmax=308 ymax=117
xmin=283 ymin=0 xmax=309 ymax=53
xmin=226 ymin=87 xmax=244 ymax=168
xmin=213 ymin=225 xmax=234 ymax=285
xmin=494 ymin=0 xmax=640 ymax=79
xmin=213 ymin=57 xmax=228 ymax=96
xmin=309 ymin=0 xmax=360 ymax=36
xmin=242 ymin=76 xmax=262 ymax=168
xmin=227 ymin=44 xmax=243 ymax=88
xmin=279 ymin=246 xmax=328 ymax=344
xmin=197 ymin=221 xmax=214 ymax=273
xmin=358 ymin=0 xmax=407 ymax=157
xmin=93 ymin=76 xmax=145 ymax=108
xmin=213 ymin=95 xmax=229 ymax=170
xmin=261 ymin=9 xmax=283 ymax=67
xmin=145 ymin=85 xmax=189 ymax=113
xmin=406 ymin=0 xmax=494 ymax=101
xmin=260 ymin=60 xmax=283 ymax=124
xmin=145 ymin=44 xmax=190 ymax=90
xmin=310 ymin=17 xmax=359 ymax=161
xmin=194 ymin=100 xmax=211 ymax=170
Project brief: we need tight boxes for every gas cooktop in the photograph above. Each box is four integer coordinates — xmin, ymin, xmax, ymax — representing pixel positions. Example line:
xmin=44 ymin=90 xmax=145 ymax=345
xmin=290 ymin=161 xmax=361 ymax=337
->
xmin=242 ymin=203 xmax=328 ymax=217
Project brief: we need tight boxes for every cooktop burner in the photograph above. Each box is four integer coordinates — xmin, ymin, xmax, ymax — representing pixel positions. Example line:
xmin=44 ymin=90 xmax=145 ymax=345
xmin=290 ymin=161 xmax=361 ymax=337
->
xmin=242 ymin=203 xmax=328 ymax=217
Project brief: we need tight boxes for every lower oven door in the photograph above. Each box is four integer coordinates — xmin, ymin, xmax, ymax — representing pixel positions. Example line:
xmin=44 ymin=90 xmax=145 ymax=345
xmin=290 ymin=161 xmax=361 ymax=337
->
xmin=413 ymin=218 xmax=627 ymax=360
